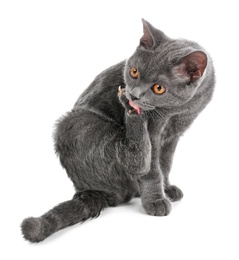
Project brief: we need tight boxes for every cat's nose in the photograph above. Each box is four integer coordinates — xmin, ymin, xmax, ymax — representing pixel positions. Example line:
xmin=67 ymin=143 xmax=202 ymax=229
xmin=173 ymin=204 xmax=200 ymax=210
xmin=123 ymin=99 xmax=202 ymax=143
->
xmin=129 ymin=88 xmax=141 ymax=100
xmin=130 ymin=94 xmax=140 ymax=101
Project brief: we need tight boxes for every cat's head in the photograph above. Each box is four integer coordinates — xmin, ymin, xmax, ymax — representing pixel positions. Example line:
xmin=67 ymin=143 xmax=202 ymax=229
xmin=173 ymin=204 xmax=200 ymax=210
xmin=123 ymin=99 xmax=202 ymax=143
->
xmin=124 ymin=19 xmax=208 ymax=111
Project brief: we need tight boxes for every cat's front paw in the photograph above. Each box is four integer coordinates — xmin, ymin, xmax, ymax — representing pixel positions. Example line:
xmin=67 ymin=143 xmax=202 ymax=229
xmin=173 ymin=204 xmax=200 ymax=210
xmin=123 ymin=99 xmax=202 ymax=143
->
xmin=165 ymin=185 xmax=184 ymax=202
xmin=118 ymin=85 xmax=126 ymax=98
xmin=118 ymin=86 xmax=128 ymax=107
xmin=118 ymin=86 xmax=140 ymax=116
xmin=142 ymin=197 xmax=172 ymax=216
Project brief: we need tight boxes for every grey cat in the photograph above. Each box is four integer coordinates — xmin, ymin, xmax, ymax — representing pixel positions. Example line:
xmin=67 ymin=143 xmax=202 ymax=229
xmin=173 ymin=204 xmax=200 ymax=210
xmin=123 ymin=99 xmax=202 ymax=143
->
xmin=21 ymin=19 xmax=215 ymax=242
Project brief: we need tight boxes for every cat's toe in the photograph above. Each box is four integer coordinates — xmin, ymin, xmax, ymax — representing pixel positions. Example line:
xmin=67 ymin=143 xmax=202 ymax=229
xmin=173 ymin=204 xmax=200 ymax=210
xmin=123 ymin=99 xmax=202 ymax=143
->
xmin=118 ymin=88 xmax=130 ymax=109
xmin=165 ymin=185 xmax=183 ymax=202
xmin=118 ymin=86 xmax=125 ymax=97
xmin=143 ymin=197 xmax=172 ymax=216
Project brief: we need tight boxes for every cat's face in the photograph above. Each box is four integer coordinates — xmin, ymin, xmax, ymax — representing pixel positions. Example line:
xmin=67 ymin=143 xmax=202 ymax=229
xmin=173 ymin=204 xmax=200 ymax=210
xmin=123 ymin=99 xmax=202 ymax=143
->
xmin=124 ymin=20 xmax=207 ymax=111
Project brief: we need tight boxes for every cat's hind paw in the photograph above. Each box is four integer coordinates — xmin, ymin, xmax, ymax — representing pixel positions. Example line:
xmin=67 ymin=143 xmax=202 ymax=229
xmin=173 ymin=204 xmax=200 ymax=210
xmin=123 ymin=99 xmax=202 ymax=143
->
xmin=165 ymin=185 xmax=184 ymax=202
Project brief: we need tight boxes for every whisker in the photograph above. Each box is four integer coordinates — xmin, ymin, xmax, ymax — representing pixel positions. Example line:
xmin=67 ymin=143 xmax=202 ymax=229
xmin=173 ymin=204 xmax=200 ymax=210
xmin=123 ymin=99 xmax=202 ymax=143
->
xmin=153 ymin=108 xmax=166 ymax=118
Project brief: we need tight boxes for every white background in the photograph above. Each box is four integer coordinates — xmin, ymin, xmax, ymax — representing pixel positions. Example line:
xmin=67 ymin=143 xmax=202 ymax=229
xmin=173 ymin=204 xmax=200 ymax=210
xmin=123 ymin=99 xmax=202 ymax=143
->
xmin=1 ymin=0 xmax=239 ymax=259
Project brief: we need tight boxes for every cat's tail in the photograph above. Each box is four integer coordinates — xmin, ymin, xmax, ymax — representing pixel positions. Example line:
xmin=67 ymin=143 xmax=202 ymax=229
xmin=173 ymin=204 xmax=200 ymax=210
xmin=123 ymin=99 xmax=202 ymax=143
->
xmin=21 ymin=190 xmax=116 ymax=242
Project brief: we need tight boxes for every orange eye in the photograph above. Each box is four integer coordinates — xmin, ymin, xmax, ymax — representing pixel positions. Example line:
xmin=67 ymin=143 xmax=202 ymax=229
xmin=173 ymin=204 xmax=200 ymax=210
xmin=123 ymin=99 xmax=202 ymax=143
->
xmin=130 ymin=67 xmax=139 ymax=79
xmin=152 ymin=84 xmax=166 ymax=95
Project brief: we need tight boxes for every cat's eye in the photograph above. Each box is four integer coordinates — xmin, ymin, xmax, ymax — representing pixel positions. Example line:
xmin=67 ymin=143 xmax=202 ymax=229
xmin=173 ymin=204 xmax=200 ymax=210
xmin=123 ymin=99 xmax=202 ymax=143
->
xmin=130 ymin=67 xmax=139 ymax=79
xmin=152 ymin=84 xmax=166 ymax=95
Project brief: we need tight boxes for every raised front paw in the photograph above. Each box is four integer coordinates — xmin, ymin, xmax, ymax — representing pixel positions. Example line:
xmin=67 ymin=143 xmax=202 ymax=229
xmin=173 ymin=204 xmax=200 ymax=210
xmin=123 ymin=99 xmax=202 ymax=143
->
xmin=118 ymin=86 xmax=128 ymax=107
xmin=118 ymin=86 xmax=140 ymax=116
xmin=165 ymin=185 xmax=184 ymax=202
xmin=143 ymin=197 xmax=172 ymax=216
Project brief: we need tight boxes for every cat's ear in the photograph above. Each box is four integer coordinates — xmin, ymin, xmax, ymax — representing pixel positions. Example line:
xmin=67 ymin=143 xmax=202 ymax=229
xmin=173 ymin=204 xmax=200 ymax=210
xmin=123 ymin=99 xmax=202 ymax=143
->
xmin=175 ymin=51 xmax=207 ymax=83
xmin=140 ymin=19 xmax=165 ymax=49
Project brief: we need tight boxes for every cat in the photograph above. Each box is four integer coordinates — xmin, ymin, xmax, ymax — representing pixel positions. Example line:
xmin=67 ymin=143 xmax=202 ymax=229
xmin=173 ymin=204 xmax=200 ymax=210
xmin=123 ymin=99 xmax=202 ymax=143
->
xmin=21 ymin=19 xmax=215 ymax=242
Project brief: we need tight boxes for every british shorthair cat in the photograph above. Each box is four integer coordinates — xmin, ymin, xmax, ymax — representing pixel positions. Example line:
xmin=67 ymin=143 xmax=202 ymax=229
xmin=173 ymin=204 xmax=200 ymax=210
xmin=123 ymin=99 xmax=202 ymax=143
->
xmin=21 ymin=19 xmax=215 ymax=242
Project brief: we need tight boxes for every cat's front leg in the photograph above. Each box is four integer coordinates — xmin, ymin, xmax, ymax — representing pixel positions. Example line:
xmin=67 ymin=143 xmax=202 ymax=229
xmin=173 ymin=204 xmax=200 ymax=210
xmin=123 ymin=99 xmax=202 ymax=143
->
xmin=138 ymin=133 xmax=172 ymax=216
xmin=160 ymin=136 xmax=184 ymax=202
xmin=138 ymin=173 xmax=172 ymax=216
xmin=159 ymin=115 xmax=195 ymax=202
xmin=119 ymin=90 xmax=171 ymax=216
xmin=117 ymin=87 xmax=151 ymax=176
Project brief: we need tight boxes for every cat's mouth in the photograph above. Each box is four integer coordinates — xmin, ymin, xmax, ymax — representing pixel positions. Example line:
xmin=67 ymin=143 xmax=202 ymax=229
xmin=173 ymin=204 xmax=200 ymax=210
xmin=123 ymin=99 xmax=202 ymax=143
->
xmin=124 ymin=87 xmax=155 ymax=115
xmin=128 ymin=100 xmax=156 ymax=115
xmin=129 ymin=100 xmax=141 ymax=115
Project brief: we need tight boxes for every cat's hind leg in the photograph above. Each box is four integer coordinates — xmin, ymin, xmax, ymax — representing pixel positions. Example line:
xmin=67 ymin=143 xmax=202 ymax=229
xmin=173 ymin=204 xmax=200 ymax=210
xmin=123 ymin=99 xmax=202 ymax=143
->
xmin=21 ymin=190 xmax=120 ymax=242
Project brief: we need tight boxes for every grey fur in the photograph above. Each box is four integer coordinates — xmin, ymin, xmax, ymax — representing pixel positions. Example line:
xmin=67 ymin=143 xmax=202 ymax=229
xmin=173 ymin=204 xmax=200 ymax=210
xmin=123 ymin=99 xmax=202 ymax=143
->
xmin=21 ymin=19 xmax=215 ymax=242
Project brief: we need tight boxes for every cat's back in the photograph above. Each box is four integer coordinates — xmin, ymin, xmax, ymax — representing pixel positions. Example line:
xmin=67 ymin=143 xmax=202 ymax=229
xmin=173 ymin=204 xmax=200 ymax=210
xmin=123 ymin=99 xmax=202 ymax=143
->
xmin=73 ymin=61 xmax=126 ymax=121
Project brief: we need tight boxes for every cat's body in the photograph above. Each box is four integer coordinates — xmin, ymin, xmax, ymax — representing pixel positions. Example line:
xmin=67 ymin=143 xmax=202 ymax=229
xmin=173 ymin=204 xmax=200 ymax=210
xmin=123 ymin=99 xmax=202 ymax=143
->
xmin=21 ymin=20 xmax=215 ymax=242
